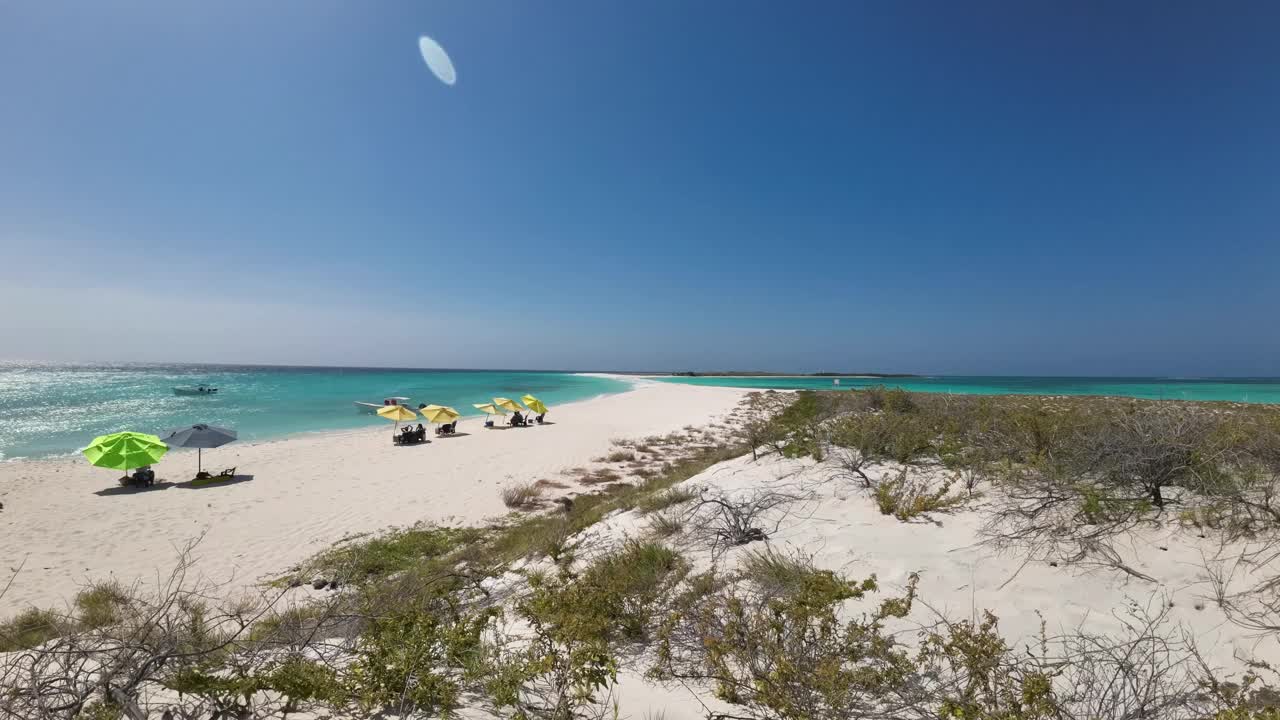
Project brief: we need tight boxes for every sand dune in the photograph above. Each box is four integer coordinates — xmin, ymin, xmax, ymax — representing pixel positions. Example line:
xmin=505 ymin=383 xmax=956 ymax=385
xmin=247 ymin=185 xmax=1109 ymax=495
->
xmin=553 ymin=452 xmax=1280 ymax=716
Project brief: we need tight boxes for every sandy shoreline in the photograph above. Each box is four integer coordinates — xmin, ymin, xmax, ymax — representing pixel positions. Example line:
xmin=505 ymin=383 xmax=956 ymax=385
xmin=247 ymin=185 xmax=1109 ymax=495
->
xmin=0 ymin=380 xmax=748 ymax=614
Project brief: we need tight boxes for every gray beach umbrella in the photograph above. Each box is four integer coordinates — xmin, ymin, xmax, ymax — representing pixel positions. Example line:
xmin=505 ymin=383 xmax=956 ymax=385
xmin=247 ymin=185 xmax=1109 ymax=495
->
xmin=161 ymin=424 xmax=237 ymax=476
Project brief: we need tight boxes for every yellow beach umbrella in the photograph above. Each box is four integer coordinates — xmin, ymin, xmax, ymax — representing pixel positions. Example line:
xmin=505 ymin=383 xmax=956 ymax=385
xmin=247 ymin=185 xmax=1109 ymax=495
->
xmin=473 ymin=402 xmax=505 ymax=416
xmin=420 ymin=404 xmax=460 ymax=425
xmin=474 ymin=402 xmax=506 ymax=428
xmin=521 ymin=394 xmax=549 ymax=416
xmin=493 ymin=397 xmax=523 ymax=414
xmin=377 ymin=404 xmax=417 ymax=437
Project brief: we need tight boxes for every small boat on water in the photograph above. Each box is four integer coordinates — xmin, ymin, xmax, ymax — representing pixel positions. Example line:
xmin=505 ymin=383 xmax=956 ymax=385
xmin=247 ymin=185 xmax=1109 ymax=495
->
xmin=355 ymin=396 xmax=411 ymax=413
xmin=174 ymin=386 xmax=219 ymax=396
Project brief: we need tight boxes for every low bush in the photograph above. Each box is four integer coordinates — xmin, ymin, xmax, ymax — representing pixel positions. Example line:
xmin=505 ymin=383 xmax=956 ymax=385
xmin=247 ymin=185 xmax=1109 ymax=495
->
xmin=344 ymin=596 xmax=492 ymax=716
xmin=655 ymin=566 xmax=918 ymax=719
xmin=860 ymin=384 xmax=917 ymax=413
xmin=503 ymin=482 xmax=543 ymax=510
xmin=0 ymin=607 xmax=67 ymax=651
xmin=636 ymin=486 xmax=697 ymax=514
xmin=299 ymin=524 xmax=485 ymax=584
xmin=483 ymin=542 xmax=689 ymax=718
xmin=774 ymin=391 xmax=828 ymax=460
xmin=739 ymin=546 xmax=825 ymax=598
xmin=873 ymin=470 xmax=967 ymax=522
xmin=647 ymin=511 xmax=685 ymax=539
xmin=74 ymin=581 xmax=132 ymax=629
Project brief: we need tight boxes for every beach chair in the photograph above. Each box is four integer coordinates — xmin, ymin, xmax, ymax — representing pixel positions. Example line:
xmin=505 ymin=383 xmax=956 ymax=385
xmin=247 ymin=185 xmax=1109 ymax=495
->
xmin=535 ymin=414 xmax=546 ymax=424
xmin=215 ymin=467 xmax=236 ymax=479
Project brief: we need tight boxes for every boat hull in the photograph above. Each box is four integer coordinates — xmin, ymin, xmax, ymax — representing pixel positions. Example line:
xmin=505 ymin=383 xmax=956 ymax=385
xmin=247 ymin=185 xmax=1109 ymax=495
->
xmin=174 ymin=388 xmax=218 ymax=396
xmin=355 ymin=397 xmax=412 ymax=413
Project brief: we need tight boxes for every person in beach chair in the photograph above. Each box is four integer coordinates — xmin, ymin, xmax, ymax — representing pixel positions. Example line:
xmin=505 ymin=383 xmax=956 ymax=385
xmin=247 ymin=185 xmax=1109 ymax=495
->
xmin=131 ymin=466 xmax=156 ymax=487
xmin=511 ymin=411 xmax=526 ymax=427
xmin=535 ymin=413 xmax=546 ymax=424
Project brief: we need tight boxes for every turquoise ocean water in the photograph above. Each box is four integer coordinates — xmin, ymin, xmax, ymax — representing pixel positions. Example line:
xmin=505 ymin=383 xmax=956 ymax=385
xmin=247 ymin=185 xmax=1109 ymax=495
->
xmin=659 ymin=375 xmax=1280 ymax=404
xmin=4 ymin=365 xmax=1279 ymax=461
xmin=0 ymin=364 xmax=631 ymax=461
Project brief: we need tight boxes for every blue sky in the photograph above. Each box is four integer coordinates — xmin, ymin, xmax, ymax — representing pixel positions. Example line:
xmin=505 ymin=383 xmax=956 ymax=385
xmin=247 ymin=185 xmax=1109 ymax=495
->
xmin=2 ymin=1 xmax=1277 ymax=375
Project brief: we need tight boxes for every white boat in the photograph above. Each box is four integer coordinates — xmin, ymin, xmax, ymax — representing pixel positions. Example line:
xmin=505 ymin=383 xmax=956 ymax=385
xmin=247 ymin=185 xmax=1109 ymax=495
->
xmin=174 ymin=386 xmax=219 ymax=396
xmin=355 ymin=396 xmax=411 ymax=413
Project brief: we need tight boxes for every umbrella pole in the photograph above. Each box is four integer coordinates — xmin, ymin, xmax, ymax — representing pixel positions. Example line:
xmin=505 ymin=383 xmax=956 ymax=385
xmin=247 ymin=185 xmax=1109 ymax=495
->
xmin=197 ymin=448 xmax=202 ymax=476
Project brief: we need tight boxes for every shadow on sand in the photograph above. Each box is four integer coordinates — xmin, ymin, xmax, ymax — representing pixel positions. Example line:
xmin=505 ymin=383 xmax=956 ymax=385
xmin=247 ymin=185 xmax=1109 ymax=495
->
xmin=176 ymin=474 xmax=255 ymax=490
xmin=95 ymin=482 xmax=176 ymax=496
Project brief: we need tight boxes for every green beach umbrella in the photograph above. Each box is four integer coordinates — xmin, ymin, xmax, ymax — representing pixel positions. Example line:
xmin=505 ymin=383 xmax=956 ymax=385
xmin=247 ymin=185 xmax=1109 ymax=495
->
xmin=82 ymin=432 xmax=168 ymax=473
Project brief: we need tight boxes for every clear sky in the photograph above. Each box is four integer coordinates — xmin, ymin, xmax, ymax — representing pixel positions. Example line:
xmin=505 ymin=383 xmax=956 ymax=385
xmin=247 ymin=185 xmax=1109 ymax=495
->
xmin=2 ymin=1 xmax=1277 ymax=375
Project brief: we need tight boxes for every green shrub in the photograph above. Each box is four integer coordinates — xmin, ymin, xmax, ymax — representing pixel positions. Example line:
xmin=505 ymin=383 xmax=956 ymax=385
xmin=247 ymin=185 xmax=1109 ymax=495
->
xmin=266 ymin=656 xmax=343 ymax=713
xmin=873 ymin=471 xmax=967 ymax=522
xmin=860 ymin=384 xmax=916 ymax=413
xmin=485 ymin=543 xmax=688 ymax=718
xmin=916 ymin=611 xmax=1061 ymax=720
xmin=647 ymin=511 xmax=685 ymax=539
xmin=831 ymin=411 xmax=935 ymax=467
xmin=248 ymin=603 xmax=334 ymax=644
xmin=0 ymin=607 xmax=67 ymax=651
xmin=739 ymin=391 xmax=792 ymax=460
xmin=74 ymin=581 xmax=132 ymax=629
xmin=882 ymin=387 xmax=917 ymax=413
xmin=575 ymin=541 xmax=688 ymax=642
xmin=775 ymin=391 xmax=828 ymax=460
xmin=636 ymin=486 xmax=697 ymax=514
xmin=301 ymin=524 xmax=484 ymax=583
xmin=654 ymin=568 xmax=918 ymax=719
xmin=345 ymin=597 xmax=493 ymax=716
xmin=740 ymin=546 xmax=827 ymax=598
xmin=75 ymin=701 xmax=123 ymax=720
xmin=503 ymin=482 xmax=543 ymax=509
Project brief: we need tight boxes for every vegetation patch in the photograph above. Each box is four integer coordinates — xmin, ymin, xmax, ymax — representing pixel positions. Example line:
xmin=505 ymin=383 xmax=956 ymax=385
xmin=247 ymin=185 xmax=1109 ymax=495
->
xmin=636 ymin=486 xmax=698 ymax=514
xmin=295 ymin=524 xmax=485 ymax=584
xmin=872 ymin=471 xmax=968 ymax=522
xmin=0 ymin=607 xmax=68 ymax=652
xmin=74 ymin=580 xmax=133 ymax=629
xmin=502 ymin=482 xmax=543 ymax=510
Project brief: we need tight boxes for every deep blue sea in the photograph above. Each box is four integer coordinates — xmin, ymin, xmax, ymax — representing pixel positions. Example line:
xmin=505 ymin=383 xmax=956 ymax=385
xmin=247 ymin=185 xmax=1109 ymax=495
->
xmin=0 ymin=364 xmax=631 ymax=460
xmin=659 ymin=375 xmax=1280 ymax=404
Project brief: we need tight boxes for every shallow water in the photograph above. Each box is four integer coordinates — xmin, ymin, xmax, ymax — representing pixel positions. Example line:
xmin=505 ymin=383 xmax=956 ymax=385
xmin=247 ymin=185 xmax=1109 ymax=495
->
xmin=0 ymin=364 xmax=630 ymax=460
xmin=658 ymin=375 xmax=1280 ymax=404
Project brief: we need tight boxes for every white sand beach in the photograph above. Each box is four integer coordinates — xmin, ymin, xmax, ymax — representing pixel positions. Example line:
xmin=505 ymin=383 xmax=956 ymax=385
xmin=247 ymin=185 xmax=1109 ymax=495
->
xmin=3 ymin=379 xmax=1277 ymax=718
xmin=0 ymin=380 xmax=748 ymax=615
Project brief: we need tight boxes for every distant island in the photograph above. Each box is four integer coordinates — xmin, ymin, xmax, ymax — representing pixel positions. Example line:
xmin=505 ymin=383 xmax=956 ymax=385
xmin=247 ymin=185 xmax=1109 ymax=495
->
xmin=667 ymin=371 xmax=921 ymax=378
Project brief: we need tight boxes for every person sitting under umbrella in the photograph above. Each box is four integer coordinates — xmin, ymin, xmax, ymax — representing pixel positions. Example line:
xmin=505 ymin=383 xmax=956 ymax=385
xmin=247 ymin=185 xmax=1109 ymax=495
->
xmin=131 ymin=466 xmax=156 ymax=486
